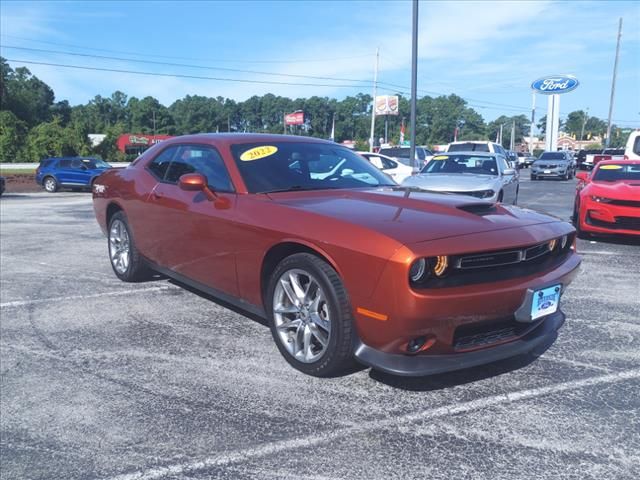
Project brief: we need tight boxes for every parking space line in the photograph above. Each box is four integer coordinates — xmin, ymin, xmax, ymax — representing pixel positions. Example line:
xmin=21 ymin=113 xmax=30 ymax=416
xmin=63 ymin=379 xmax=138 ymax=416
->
xmin=540 ymin=355 xmax=614 ymax=373
xmin=0 ymin=285 xmax=178 ymax=308
xmin=106 ymin=368 xmax=640 ymax=480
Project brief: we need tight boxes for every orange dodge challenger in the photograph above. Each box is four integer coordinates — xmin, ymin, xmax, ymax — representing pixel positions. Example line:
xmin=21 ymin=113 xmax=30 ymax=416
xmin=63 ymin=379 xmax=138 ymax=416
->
xmin=93 ymin=134 xmax=581 ymax=377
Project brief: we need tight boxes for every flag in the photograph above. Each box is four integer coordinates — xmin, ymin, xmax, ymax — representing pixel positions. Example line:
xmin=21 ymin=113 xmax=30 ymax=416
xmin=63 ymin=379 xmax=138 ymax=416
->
xmin=400 ymin=123 xmax=405 ymax=144
xmin=329 ymin=114 xmax=335 ymax=141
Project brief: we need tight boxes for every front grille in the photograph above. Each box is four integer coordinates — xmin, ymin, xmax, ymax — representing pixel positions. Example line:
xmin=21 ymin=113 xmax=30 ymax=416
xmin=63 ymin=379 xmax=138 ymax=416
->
xmin=456 ymin=241 xmax=553 ymax=270
xmin=609 ymin=200 xmax=640 ymax=208
xmin=615 ymin=216 xmax=640 ymax=230
xmin=453 ymin=318 xmax=542 ymax=351
xmin=414 ymin=234 xmax=575 ymax=289
xmin=587 ymin=214 xmax=640 ymax=231
xmin=537 ymin=163 xmax=558 ymax=169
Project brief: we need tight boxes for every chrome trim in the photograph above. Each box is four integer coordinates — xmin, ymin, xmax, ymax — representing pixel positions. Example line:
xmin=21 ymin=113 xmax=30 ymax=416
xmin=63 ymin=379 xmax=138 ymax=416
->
xmin=455 ymin=242 xmax=553 ymax=270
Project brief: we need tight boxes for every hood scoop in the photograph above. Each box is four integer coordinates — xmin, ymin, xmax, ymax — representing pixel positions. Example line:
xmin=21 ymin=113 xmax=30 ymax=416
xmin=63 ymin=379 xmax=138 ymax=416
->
xmin=457 ymin=203 xmax=497 ymax=216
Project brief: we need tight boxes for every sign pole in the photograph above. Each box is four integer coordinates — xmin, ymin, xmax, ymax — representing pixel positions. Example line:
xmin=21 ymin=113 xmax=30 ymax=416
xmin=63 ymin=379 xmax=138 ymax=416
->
xmin=529 ymin=92 xmax=536 ymax=154
xmin=409 ymin=0 xmax=419 ymax=173
xmin=369 ymin=48 xmax=379 ymax=152
xmin=605 ymin=17 xmax=623 ymax=148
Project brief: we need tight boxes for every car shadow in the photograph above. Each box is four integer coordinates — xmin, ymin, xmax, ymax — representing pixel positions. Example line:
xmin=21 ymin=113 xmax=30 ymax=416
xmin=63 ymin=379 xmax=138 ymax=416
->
xmin=580 ymin=234 xmax=640 ymax=246
xmin=166 ymin=278 xmax=269 ymax=327
xmin=368 ymin=334 xmax=557 ymax=391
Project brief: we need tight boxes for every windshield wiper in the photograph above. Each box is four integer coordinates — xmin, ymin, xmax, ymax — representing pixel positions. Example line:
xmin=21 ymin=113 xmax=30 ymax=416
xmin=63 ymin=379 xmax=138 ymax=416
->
xmin=261 ymin=185 xmax=343 ymax=194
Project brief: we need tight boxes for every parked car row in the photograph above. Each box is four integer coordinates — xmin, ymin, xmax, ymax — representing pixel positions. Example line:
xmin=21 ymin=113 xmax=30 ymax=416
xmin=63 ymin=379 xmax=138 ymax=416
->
xmin=35 ymin=157 xmax=113 ymax=192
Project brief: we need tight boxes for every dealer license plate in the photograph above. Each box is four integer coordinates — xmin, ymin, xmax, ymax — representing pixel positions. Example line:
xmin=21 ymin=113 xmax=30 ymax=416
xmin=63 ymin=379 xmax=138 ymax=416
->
xmin=544 ymin=170 xmax=551 ymax=174
xmin=531 ymin=284 xmax=561 ymax=320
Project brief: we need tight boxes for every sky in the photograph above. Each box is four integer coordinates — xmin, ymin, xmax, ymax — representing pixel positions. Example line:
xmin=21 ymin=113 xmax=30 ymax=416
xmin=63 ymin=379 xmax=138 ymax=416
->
xmin=1 ymin=0 xmax=639 ymax=126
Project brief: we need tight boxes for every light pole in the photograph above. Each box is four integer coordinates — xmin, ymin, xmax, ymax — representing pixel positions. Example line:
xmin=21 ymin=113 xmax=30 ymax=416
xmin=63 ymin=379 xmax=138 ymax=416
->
xmin=409 ymin=0 xmax=419 ymax=173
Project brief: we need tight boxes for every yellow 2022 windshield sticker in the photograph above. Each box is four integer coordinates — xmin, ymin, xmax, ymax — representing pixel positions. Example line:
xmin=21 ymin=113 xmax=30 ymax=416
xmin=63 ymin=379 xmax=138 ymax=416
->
xmin=600 ymin=164 xmax=622 ymax=170
xmin=240 ymin=145 xmax=278 ymax=161
xmin=432 ymin=155 xmax=449 ymax=160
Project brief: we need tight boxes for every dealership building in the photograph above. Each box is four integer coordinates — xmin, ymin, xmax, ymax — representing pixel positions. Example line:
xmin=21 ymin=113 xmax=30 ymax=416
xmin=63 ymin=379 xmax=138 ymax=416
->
xmin=116 ymin=134 xmax=173 ymax=157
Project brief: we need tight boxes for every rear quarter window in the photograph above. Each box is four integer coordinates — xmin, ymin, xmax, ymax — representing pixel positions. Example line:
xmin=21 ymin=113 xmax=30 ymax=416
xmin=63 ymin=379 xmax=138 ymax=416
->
xmin=634 ymin=137 xmax=640 ymax=155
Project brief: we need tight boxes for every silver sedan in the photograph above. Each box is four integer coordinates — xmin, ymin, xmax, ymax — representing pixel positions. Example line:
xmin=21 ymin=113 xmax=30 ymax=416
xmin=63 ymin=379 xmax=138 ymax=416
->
xmin=401 ymin=152 xmax=519 ymax=204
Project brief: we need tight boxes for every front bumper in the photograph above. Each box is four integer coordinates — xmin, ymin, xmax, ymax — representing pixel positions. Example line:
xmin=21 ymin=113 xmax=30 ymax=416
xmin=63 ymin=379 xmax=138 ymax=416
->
xmin=581 ymin=203 xmax=640 ymax=236
xmin=354 ymin=310 xmax=564 ymax=376
xmin=532 ymin=168 xmax=567 ymax=178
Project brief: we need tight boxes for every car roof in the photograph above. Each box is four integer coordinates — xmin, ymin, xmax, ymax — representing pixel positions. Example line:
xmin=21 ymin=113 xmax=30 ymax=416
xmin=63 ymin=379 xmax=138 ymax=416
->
xmin=433 ymin=151 xmax=498 ymax=157
xmin=160 ymin=133 xmax=332 ymax=146
xmin=597 ymin=159 xmax=640 ymax=166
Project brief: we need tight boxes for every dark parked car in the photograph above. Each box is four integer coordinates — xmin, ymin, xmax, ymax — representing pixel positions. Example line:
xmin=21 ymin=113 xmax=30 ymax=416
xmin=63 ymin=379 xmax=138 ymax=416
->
xmin=0 ymin=176 xmax=5 ymax=196
xmin=35 ymin=157 xmax=112 ymax=192
xmin=378 ymin=146 xmax=433 ymax=167
xmin=531 ymin=151 xmax=576 ymax=180
xmin=92 ymin=133 xmax=580 ymax=377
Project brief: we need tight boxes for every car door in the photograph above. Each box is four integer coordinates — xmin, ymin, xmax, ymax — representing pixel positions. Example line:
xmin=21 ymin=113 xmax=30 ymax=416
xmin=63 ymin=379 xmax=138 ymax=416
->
xmin=55 ymin=159 xmax=75 ymax=185
xmin=70 ymin=158 xmax=92 ymax=186
xmin=497 ymin=154 xmax=518 ymax=203
xmin=144 ymin=144 xmax=240 ymax=296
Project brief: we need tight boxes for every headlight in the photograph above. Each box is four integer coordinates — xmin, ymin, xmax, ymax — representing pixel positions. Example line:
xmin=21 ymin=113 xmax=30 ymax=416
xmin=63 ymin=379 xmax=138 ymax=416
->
xmin=409 ymin=258 xmax=427 ymax=282
xmin=409 ymin=256 xmax=449 ymax=284
xmin=469 ymin=189 xmax=495 ymax=199
xmin=560 ymin=235 xmax=568 ymax=249
xmin=590 ymin=195 xmax=613 ymax=203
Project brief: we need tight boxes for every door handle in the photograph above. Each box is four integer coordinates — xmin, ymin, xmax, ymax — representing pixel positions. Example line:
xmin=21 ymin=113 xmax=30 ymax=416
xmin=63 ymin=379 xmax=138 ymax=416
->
xmin=150 ymin=189 xmax=164 ymax=199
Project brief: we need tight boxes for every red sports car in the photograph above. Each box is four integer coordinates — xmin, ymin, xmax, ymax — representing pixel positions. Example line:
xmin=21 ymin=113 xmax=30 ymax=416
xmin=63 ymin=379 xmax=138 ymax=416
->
xmin=93 ymin=134 xmax=581 ymax=377
xmin=573 ymin=159 xmax=640 ymax=237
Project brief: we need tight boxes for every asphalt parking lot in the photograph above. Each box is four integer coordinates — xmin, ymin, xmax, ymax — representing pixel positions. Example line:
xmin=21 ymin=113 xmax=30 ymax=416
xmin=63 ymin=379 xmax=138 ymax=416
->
xmin=1 ymin=174 xmax=639 ymax=480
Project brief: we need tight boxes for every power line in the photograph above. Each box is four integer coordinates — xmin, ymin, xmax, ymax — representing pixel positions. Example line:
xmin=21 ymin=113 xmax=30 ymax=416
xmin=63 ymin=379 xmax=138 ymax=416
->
xmin=1 ymin=45 xmax=373 ymax=85
xmin=0 ymin=34 xmax=374 ymax=64
xmin=3 ymin=58 xmax=374 ymax=88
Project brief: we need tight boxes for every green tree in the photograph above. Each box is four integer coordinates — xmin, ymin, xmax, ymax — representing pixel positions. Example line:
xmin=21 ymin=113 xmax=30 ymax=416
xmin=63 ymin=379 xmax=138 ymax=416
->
xmin=0 ymin=110 xmax=28 ymax=162
xmin=128 ymin=96 xmax=175 ymax=134
xmin=1 ymin=57 xmax=55 ymax=127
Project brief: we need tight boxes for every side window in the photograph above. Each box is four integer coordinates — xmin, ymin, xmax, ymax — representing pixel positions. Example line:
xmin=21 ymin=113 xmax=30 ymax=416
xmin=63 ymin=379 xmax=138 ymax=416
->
xmin=380 ymin=157 xmax=397 ymax=169
xmin=165 ymin=145 xmax=234 ymax=192
xmin=634 ymin=137 xmax=640 ymax=155
xmin=71 ymin=158 xmax=85 ymax=170
xmin=368 ymin=156 xmax=383 ymax=169
xmin=497 ymin=155 xmax=510 ymax=173
xmin=148 ymin=146 xmax=179 ymax=180
xmin=58 ymin=159 xmax=72 ymax=168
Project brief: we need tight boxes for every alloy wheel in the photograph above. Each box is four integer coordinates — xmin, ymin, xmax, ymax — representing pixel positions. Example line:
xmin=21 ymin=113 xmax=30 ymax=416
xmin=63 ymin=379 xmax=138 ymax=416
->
xmin=44 ymin=178 xmax=56 ymax=192
xmin=272 ymin=269 xmax=331 ymax=363
xmin=109 ymin=219 xmax=130 ymax=274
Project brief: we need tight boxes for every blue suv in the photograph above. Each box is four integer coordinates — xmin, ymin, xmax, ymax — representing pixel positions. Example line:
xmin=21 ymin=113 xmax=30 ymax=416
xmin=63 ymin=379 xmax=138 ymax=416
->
xmin=36 ymin=157 xmax=112 ymax=193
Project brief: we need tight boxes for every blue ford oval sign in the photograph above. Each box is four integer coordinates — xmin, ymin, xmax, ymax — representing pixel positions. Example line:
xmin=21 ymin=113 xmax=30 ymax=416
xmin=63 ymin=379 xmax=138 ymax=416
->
xmin=531 ymin=75 xmax=579 ymax=95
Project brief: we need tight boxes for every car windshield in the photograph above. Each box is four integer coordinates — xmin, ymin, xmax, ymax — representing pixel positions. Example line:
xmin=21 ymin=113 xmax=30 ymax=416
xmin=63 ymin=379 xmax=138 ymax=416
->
xmin=592 ymin=164 xmax=640 ymax=182
xmin=447 ymin=143 xmax=490 ymax=152
xmin=230 ymin=142 xmax=396 ymax=193
xmin=420 ymin=154 xmax=499 ymax=176
xmin=82 ymin=158 xmax=111 ymax=169
xmin=539 ymin=152 xmax=566 ymax=160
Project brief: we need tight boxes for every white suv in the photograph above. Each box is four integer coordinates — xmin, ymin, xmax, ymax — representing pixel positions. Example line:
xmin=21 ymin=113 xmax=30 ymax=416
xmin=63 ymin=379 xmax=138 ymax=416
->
xmin=625 ymin=130 xmax=640 ymax=160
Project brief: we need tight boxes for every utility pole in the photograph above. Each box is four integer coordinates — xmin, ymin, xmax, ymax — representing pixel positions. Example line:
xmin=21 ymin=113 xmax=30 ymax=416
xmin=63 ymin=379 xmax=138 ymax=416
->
xmin=580 ymin=107 xmax=589 ymax=142
xmin=409 ymin=0 xmax=419 ymax=173
xmin=152 ymin=110 xmax=156 ymax=136
xmin=369 ymin=48 xmax=379 ymax=152
xmin=606 ymin=17 xmax=623 ymax=148
xmin=499 ymin=123 xmax=504 ymax=145
xmin=510 ymin=119 xmax=515 ymax=151
xmin=529 ymin=92 xmax=536 ymax=154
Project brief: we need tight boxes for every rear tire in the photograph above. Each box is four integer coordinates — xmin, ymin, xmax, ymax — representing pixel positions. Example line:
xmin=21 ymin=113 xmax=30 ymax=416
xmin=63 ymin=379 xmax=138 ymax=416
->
xmin=43 ymin=176 xmax=58 ymax=193
xmin=108 ymin=211 xmax=151 ymax=282
xmin=266 ymin=253 xmax=355 ymax=377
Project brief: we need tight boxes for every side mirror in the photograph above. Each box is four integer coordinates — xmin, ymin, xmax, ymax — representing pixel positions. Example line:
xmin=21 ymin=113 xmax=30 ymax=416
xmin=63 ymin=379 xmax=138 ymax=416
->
xmin=503 ymin=168 xmax=516 ymax=176
xmin=179 ymin=173 xmax=216 ymax=201
xmin=575 ymin=171 xmax=588 ymax=182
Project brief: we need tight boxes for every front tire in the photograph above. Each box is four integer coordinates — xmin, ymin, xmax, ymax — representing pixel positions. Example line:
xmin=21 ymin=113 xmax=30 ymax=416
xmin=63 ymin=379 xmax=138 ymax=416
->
xmin=108 ymin=211 xmax=150 ymax=282
xmin=530 ymin=174 xmax=537 ymax=181
xmin=266 ymin=253 xmax=354 ymax=377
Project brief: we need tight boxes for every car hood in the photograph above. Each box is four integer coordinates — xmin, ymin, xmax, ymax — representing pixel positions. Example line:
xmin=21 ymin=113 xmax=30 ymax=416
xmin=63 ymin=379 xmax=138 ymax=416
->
xmin=401 ymin=173 xmax=499 ymax=192
xmin=268 ymin=187 xmax=557 ymax=245
xmin=587 ymin=181 xmax=640 ymax=200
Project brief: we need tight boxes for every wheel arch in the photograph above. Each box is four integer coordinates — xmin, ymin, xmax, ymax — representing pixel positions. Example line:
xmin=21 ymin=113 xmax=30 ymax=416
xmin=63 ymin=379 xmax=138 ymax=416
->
xmin=106 ymin=201 xmax=124 ymax=227
xmin=260 ymin=241 xmax=341 ymax=306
